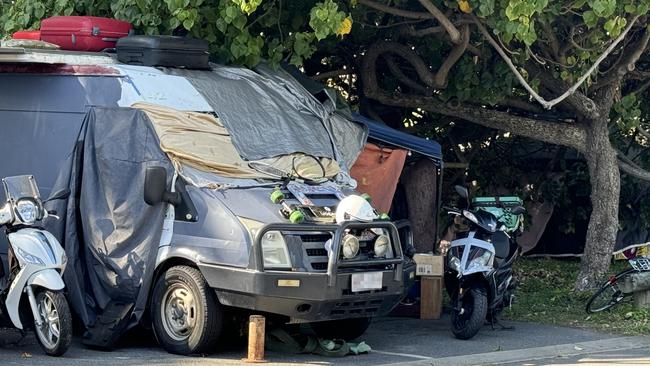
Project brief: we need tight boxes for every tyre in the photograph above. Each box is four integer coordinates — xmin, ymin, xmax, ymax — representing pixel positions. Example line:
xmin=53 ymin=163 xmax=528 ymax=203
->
xmin=33 ymin=290 xmax=72 ymax=357
xmin=585 ymin=270 xmax=635 ymax=314
xmin=151 ymin=265 xmax=222 ymax=355
xmin=310 ymin=317 xmax=372 ymax=341
xmin=451 ymin=285 xmax=488 ymax=340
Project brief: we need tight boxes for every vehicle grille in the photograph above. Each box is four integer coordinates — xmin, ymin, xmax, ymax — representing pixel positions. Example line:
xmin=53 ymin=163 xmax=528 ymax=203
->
xmin=299 ymin=233 xmax=331 ymax=271
xmin=297 ymin=232 xmax=392 ymax=272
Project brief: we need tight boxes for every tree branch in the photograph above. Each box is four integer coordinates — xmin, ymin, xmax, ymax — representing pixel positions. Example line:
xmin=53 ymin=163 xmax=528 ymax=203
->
xmin=591 ymin=27 xmax=650 ymax=91
xmin=434 ymin=24 xmax=470 ymax=88
xmin=417 ymin=0 xmax=461 ymax=44
xmin=619 ymin=159 xmax=650 ymax=182
xmin=365 ymin=41 xmax=437 ymax=88
xmin=311 ymin=68 xmax=350 ymax=80
xmin=358 ymin=0 xmax=434 ymax=20
xmin=361 ymin=40 xmax=588 ymax=152
xmin=384 ymin=56 xmax=429 ymax=93
xmin=472 ymin=13 xmax=641 ymax=112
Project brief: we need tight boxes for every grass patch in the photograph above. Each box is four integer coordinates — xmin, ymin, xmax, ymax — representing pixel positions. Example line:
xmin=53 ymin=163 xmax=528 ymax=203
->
xmin=502 ymin=257 xmax=650 ymax=335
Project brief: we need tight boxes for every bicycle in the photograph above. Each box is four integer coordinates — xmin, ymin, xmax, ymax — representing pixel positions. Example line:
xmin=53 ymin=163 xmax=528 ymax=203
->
xmin=585 ymin=255 xmax=650 ymax=314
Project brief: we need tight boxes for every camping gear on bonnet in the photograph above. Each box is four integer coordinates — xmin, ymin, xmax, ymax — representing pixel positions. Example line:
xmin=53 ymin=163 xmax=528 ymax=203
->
xmin=40 ymin=16 xmax=132 ymax=51
xmin=12 ymin=30 xmax=41 ymax=40
xmin=117 ymin=36 xmax=209 ymax=69
xmin=350 ymin=143 xmax=408 ymax=213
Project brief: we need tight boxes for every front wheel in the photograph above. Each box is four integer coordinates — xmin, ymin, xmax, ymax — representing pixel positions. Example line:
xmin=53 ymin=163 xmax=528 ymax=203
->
xmin=151 ymin=265 xmax=223 ymax=355
xmin=585 ymin=270 xmax=635 ymax=314
xmin=451 ymin=285 xmax=488 ymax=340
xmin=34 ymin=290 xmax=72 ymax=357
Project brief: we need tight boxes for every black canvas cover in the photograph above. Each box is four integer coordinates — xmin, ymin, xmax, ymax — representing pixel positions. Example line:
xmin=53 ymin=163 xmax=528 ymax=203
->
xmin=47 ymin=107 xmax=172 ymax=346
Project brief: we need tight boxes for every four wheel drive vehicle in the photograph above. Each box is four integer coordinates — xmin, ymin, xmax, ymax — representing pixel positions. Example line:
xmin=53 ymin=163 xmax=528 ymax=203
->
xmin=443 ymin=186 xmax=525 ymax=340
xmin=0 ymin=175 xmax=72 ymax=356
xmin=0 ymin=46 xmax=417 ymax=355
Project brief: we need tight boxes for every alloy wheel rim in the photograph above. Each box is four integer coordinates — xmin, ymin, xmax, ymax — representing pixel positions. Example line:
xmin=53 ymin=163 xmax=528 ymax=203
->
xmin=35 ymin=293 xmax=60 ymax=350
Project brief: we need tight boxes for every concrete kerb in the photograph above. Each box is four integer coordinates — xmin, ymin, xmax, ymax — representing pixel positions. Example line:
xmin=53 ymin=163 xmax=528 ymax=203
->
xmin=379 ymin=336 xmax=650 ymax=366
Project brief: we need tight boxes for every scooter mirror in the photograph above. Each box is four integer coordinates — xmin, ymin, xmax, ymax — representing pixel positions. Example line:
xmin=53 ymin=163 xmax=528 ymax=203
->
xmin=454 ymin=185 xmax=469 ymax=199
xmin=510 ymin=206 xmax=526 ymax=215
xmin=44 ymin=188 xmax=71 ymax=203
xmin=144 ymin=167 xmax=167 ymax=206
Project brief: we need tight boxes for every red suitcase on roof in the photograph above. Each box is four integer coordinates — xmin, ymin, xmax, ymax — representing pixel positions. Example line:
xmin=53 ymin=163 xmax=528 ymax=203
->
xmin=12 ymin=30 xmax=41 ymax=40
xmin=41 ymin=16 xmax=132 ymax=52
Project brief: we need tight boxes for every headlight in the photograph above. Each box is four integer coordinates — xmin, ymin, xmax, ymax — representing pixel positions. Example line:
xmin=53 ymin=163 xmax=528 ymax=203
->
xmin=239 ymin=217 xmax=292 ymax=269
xmin=260 ymin=231 xmax=291 ymax=269
xmin=342 ymin=234 xmax=360 ymax=259
xmin=462 ymin=210 xmax=478 ymax=225
xmin=374 ymin=234 xmax=390 ymax=257
xmin=467 ymin=249 xmax=493 ymax=271
xmin=16 ymin=247 xmax=44 ymax=266
xmin=448 ymin=255 xmax=461 ymax=272
xmin=16 ymin=200 xmax=38 ymax=224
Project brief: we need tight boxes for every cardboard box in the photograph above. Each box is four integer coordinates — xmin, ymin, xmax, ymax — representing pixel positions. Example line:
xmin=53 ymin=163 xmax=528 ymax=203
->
xmin=414 ymin=254 xmax=443 ymax=276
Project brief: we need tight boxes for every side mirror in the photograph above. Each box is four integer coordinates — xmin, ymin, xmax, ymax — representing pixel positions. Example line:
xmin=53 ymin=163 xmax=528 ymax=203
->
xmin=144 ymin=167 xmax=167 ymax=206
xmin=454 ymin=185 xmax=469 ymax=199
xmin=44 ymin=188 xmax=71 ymax=203
xmin=510 ymin=206 xmax=526 ymax=215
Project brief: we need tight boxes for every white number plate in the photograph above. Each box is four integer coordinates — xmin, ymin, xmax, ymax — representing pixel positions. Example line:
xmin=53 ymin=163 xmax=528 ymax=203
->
xmin=351 ymin=272 xmax=383 ymax=292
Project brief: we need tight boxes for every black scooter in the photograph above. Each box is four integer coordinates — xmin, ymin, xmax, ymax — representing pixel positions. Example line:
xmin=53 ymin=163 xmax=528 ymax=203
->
xmin=443 ymin=186 xmax=525 ymax=340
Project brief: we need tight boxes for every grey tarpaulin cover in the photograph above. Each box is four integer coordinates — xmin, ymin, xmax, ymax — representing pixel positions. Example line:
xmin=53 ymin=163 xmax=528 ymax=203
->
xmin=165 ymin=64 xmax=367 ymax=171
xmin=47 ymin=107 xmax=172 ymax=346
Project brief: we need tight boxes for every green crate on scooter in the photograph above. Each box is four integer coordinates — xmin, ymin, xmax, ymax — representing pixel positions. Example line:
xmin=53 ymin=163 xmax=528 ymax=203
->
xmin=471 ymin=196 xmax=523 ymax=233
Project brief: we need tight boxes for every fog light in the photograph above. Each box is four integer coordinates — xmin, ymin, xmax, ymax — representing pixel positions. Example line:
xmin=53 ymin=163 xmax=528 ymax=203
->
xmin=342 ymin=234 xmax=360 ymax=259
xmin=374 ymin=234 xmax=390 ymax=257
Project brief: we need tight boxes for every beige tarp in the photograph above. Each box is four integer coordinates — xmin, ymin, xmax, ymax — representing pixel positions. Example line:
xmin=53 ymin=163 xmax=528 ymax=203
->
xmin=132 ymin=103 xmax=340 ymax=180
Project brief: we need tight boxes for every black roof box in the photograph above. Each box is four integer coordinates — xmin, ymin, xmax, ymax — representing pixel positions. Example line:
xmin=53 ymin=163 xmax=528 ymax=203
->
xmin=116 ymin=35 xmax=209 ymax=69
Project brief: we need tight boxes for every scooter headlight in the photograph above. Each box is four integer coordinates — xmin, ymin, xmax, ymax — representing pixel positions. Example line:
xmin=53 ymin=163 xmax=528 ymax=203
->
xmin=467 ymin=248 xmax=493 ymax=271
xmin=342 ymin=234 xmax=360 ymax=259
xmin=16 ymin=246 xmax=45 ymax=266
xmin=15 ymin=199 xmax=38 ymax=224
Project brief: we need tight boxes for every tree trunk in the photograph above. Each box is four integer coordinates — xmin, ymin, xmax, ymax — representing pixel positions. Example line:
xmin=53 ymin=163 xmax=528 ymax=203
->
xmin=575 ymin=117 xmax=621 ymax=291
xmin=402 ymin=159 xmax=439 ymax=253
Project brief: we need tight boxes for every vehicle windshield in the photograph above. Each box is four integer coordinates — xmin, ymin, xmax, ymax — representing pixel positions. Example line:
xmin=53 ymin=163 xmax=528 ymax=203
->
xmin=2 ymin=175 xmax=40 ymax=201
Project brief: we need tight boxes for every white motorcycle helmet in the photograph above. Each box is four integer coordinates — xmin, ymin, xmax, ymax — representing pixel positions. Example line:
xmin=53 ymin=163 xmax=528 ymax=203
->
xmin=336 ymin=195 xmax=377 ymax=224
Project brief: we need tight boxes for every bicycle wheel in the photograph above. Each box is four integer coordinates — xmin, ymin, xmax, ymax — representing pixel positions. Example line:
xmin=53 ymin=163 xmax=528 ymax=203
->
xmin=585 ymin=269 xmax=636 ymax=314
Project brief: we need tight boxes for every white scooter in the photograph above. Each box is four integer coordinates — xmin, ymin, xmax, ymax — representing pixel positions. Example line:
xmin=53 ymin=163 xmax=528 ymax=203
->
xmin=0 ymin=175 xmax=72 ymax=356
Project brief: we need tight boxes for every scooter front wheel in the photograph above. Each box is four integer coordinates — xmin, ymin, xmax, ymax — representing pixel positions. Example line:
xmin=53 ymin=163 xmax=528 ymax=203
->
xmin=33 ymin=290 xmax=72 ymax=357
xmin=451 ymin=285 xmax=488 ymax=340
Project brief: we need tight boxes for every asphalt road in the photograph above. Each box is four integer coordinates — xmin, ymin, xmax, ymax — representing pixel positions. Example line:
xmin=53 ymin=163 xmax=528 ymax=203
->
xmin=0 ymin=315 xmax=647 ymax=366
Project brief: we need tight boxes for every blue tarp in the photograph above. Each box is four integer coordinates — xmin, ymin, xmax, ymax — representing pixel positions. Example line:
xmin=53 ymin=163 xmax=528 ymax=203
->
xmin=352 ymin=113 xmax=443 ymax=163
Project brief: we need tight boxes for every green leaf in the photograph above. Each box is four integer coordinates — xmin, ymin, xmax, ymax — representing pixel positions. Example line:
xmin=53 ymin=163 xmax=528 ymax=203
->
xmin=183 ymin=18 xmax=194 ymax=30
xmin=583 ymin=10 xmax=598 ymax=28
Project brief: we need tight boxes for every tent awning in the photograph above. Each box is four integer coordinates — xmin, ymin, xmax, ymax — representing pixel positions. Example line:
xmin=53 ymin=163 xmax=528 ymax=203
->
xmin=352 ymin=113 xmax=442 ymax=163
